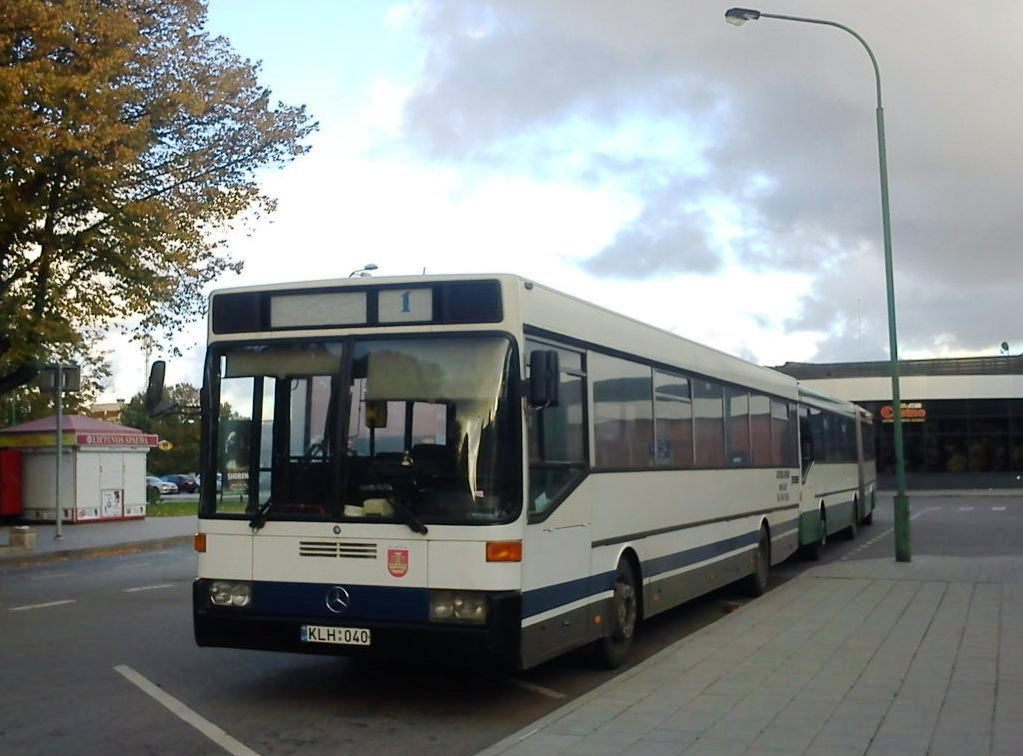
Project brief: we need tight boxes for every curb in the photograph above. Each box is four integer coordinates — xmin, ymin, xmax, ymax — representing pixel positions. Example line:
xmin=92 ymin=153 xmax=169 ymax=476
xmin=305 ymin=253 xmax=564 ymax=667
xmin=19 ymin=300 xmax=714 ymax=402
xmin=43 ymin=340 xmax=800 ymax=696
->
xmin=0 ymin=534 xmax=193 ymax=568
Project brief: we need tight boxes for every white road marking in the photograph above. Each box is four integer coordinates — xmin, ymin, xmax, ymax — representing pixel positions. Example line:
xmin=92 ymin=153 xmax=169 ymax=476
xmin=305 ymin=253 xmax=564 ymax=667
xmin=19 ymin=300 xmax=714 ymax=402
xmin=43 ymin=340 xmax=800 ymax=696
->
xmin=505 ymin=678 xmax=568 ymax=700
xmin=841 ymin=507 xmax=936 ymax=560
xmin=9 ymin=599 xmax=76 ymax=612
xmin=958 ymin=506 xmax=975 ymax=511
xmin=993 ymin=506 xmax=1007 ymax=511
xmin=30 ymin=571 xmax=74 ymax=581
xmin=114 ymin=665 xmax=261 ymax=756
xmin=122 ymin=583 xmax=175 ymax=593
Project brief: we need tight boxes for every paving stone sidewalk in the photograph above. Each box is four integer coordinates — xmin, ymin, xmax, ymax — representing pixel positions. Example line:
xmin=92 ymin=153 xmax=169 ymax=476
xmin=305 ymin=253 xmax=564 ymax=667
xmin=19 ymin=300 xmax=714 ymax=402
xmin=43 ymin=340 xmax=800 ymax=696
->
xmin=480 ymin=556 xmax=1023 ymax=756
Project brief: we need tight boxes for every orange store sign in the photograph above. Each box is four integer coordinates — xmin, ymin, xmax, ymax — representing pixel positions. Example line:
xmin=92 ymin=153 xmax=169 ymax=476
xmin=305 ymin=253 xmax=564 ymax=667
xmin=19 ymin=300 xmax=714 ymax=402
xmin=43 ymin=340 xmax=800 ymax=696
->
xmin=880 ymin=402 xmax=927 ymax=423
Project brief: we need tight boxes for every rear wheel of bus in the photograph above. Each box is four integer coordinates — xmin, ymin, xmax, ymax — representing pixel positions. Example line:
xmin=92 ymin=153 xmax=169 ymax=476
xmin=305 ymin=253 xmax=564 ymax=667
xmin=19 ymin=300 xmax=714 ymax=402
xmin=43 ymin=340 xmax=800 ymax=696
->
xmin=742 ymin=525 xmax=770 ymax=597
xmin=803 ymin=506 xmax=827 ymax=561
xmin=842 ymin=498 xmax=858 ymax=540
xmin=594 ymin=557 xmax=639 ymax=669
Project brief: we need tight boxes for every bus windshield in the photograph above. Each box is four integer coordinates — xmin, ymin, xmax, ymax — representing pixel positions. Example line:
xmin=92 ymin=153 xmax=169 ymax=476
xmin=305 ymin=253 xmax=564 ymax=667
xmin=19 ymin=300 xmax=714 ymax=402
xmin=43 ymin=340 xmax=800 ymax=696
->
xmin=206 ymin=334 xmax=519 ymax=526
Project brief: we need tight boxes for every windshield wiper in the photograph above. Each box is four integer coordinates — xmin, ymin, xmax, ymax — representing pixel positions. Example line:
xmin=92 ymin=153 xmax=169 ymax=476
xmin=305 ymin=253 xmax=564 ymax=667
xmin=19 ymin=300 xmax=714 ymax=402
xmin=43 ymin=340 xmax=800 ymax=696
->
xmin=249 ymin=499 xmax=272 ymax=530
xmin=388 ymin=494 xmax=428 ymax=535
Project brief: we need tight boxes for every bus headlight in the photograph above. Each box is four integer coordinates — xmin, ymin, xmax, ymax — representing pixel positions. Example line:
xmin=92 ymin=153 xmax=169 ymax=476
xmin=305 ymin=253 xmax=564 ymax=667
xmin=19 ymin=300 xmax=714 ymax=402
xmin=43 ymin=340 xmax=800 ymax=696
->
xmin=209 ymin=580 xmax=252 ymax=608
xmin=430 ymin=590 xmax=487 ymax=624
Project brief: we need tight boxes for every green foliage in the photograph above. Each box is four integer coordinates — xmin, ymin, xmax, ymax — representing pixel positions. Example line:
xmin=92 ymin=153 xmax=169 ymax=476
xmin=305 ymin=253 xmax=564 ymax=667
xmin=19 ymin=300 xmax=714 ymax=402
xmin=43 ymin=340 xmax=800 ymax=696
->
xmin=0 ymin=0 xmax=317 ymax=395
xmin=122 ymin=382 xmax=200 ymax=475
xmin=0 ymin=347 xmax=109 ymax=428
xmin=1 ymin=382 xmax=88 ymax=428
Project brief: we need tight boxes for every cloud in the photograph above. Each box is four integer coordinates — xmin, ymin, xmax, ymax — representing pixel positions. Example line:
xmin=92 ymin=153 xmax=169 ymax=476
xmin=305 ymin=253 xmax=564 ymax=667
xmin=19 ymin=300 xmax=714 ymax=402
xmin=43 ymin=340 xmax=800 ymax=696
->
xmin=399 ymin=0 xmax=1023 ymax=360
xmin=584 ymin=177 xmax=720 ymax=276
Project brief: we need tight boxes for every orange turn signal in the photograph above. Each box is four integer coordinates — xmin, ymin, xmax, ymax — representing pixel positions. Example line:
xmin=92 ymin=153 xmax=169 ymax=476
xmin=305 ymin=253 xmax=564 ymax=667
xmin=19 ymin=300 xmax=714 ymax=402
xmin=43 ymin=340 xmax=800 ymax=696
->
xmin=486 ymin=540 xmax=522 ymax=562
xmin=194 ymin=532 xmax=207 ymax=553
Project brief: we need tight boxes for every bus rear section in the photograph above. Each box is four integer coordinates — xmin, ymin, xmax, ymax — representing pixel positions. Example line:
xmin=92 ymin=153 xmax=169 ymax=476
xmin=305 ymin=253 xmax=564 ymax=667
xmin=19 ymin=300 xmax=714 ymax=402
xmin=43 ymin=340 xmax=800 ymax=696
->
xmin=796 ymin=387 xmax=877 ymax=558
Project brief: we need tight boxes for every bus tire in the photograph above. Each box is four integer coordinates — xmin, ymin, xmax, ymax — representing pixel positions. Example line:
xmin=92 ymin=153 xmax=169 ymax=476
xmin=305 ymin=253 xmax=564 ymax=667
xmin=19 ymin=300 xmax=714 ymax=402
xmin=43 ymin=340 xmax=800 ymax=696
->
xmin=842 ymin=501 xmax=858 ymax=540
xmin=594 ymin=558 xmax=639 ymax=669
xmin=862 ymin=510 xmax=873 ymax=526
xmin=803 ymin=509 xmax=826 ymax=561
xmin=742 ymin=526 xmax=770 ymax=597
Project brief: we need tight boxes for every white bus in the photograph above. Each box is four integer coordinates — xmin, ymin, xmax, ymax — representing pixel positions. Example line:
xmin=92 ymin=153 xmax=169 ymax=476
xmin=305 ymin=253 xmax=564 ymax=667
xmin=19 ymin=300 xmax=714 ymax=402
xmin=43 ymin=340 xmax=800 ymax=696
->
xmin=153 ymin=274 xmax=874 ymax=670
xmin=796 ymin=386 xmax=877 ymax=560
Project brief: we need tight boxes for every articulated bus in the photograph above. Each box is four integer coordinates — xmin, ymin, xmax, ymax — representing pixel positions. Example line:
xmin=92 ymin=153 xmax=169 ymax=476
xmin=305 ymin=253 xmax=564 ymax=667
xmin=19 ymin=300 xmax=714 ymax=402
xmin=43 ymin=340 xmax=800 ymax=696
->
xmin=796 ymin=386 xmax=877 ymax=560
xmin=152 ymin=274 xmax=875 ymax=670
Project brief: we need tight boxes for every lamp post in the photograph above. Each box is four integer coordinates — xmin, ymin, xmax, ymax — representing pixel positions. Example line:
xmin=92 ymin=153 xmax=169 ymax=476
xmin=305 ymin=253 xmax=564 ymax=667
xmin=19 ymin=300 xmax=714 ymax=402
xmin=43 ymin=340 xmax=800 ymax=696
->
xmin=725 ymin=7 xmax=910 ymax=561
xmin=348 ymin=263 xmax=378 ymax=278
xmin=39 ymin=364 xmax=81 ymax=540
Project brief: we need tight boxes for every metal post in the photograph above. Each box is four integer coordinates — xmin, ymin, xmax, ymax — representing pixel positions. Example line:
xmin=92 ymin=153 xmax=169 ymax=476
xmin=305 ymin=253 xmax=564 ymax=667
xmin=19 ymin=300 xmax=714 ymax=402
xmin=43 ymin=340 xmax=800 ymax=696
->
xmin=55 ymin=365 xmax=64 ymax=539
xmin=876 ymin=106 xmax=911 ymax=561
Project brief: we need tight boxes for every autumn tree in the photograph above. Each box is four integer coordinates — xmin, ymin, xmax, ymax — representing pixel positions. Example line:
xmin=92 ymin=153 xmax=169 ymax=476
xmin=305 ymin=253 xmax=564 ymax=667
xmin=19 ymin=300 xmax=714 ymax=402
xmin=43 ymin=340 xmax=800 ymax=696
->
xmin=0 ymin=0 xmax=316 ymax=394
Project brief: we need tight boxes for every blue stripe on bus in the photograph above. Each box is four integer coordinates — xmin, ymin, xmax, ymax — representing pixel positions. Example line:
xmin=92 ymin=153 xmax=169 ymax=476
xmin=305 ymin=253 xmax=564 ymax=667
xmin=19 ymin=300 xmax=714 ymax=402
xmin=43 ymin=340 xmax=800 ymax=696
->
xmin=520 ymin=529 xmax=760 ymax=619
xmin=643 ymin=530 xmax=760 ymax=578
xmin=253 ymin=581 xmax=430 ymax=622
xmin=520 ymin=572 xmax=616 ymax=619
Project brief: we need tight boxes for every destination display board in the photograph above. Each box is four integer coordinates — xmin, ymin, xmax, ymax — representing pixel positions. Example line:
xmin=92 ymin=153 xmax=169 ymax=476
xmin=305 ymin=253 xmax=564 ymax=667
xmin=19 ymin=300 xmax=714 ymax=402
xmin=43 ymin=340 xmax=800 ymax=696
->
xmin=212 ymin=280 xmax=502 ymax=334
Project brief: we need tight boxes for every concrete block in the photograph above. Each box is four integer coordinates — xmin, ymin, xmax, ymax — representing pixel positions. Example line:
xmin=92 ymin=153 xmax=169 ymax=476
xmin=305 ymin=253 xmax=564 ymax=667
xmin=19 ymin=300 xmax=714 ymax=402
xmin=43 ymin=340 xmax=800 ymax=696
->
xmin=9 ymin=526 xmax=36 ymax=549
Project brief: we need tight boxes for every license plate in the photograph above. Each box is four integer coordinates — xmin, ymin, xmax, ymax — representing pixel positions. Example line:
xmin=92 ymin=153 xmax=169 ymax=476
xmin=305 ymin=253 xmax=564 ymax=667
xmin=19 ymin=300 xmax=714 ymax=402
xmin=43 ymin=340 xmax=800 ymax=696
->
xmin=300 ymin=625 xmax=371 ymax=646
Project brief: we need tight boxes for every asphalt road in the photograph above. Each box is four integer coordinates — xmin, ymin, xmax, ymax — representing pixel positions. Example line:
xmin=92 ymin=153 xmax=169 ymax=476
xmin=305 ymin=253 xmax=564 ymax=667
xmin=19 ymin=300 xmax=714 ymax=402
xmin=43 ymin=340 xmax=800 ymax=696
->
xmin=1 ymin=494 xmax=1020 ymax=756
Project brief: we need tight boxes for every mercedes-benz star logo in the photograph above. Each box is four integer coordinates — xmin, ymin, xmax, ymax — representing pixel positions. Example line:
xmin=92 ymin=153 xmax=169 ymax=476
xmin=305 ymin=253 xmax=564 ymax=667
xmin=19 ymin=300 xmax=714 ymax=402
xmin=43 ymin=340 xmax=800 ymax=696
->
xmin=325 ymin=586 xmax=350 ymax=614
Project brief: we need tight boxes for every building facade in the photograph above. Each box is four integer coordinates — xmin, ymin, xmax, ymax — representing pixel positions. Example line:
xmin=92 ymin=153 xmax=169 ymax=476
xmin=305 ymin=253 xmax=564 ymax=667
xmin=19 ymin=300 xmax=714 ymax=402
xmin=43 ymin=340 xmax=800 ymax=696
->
xmin=776 ymin=354 xmax=1023 ymax=489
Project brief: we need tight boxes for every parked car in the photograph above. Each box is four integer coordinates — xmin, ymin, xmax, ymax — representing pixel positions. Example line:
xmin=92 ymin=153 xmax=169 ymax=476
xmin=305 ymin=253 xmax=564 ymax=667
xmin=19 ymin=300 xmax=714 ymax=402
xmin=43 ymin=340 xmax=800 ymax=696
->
xmin=145 ymin=475 xmax=178 ymax=495
xmin=196 ymin=473 xmax=223 ymax=492
xmin=162 ymin=473 xmax=199 ymax=493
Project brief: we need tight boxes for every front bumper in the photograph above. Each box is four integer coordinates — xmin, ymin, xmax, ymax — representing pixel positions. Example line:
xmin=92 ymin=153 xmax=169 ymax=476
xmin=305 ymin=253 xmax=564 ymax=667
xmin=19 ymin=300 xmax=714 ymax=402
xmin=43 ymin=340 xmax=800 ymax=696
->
xmin=193 ymin=579 xmax=522 ymax=667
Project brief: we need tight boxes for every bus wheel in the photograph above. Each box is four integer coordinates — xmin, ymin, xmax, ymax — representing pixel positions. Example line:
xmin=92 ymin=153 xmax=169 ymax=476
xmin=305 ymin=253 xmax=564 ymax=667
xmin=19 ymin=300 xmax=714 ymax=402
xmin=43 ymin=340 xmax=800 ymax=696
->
xmin=742 ymin=526 xmax=770 ymax=597
xmin=803 ymin=510 xmax=826 ymax=561
xmin=862 ymin=510 xmax=874 ymax=526
xmin=594 ymin=558 xmax=638 ymax=669
xmin=842 ymin=502 xmax=858 ymax=540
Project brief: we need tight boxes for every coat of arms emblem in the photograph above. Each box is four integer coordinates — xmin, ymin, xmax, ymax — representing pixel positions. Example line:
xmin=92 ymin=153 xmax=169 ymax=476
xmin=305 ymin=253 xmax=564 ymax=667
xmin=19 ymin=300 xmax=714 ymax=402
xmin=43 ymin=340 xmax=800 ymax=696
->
xmin=387 ymin=548 xmax=409 ymax=578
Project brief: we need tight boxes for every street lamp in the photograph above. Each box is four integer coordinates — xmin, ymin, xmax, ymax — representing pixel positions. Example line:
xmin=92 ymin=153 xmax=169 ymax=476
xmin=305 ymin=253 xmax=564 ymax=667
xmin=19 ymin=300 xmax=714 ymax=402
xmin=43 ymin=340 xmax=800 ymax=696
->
xmin=38 ymin=364 xmax=81 ymax=539
xmin=348 ymin=263 xmax=378 ymax=278
xmin=725 ymin=7 xmax=911 ymax=562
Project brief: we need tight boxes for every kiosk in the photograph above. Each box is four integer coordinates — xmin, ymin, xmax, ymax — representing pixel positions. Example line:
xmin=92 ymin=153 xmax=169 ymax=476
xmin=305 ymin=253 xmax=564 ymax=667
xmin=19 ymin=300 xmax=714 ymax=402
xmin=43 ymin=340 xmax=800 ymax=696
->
xmin=0 ymin=415 xmax=157 ymax=522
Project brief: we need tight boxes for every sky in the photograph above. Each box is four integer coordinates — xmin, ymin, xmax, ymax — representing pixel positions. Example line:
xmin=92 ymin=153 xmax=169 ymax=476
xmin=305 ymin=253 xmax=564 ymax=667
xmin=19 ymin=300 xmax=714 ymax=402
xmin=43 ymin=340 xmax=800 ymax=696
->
xmin=100 ymin=0 xmax=1022 ymax=401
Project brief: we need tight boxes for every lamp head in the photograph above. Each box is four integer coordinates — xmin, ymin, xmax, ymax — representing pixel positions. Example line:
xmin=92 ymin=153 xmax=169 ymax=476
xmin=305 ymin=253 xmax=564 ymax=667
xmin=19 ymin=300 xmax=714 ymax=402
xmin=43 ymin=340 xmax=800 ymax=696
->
xmin=725 ymin=7 xmax=762 ymax=26
xmin=349 ymin=263 xmax=379 ymax=277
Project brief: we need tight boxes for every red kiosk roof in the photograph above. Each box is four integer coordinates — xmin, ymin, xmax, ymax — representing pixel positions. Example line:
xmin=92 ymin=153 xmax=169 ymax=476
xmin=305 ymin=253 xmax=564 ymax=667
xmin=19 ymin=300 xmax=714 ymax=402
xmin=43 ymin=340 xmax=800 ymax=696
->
xmin=0 ymin=415 xmax=146 ymax=435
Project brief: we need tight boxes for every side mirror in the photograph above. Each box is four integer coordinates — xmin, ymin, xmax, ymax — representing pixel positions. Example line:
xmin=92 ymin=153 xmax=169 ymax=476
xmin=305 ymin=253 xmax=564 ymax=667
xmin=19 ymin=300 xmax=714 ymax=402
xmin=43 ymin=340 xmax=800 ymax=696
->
xmin=145 ymin=361 xmax=166 ymax=414
xmin=528 ymin=350 xmax=560 ymax=408
xmin=145 ymin=360 xmax=176 ymax=416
